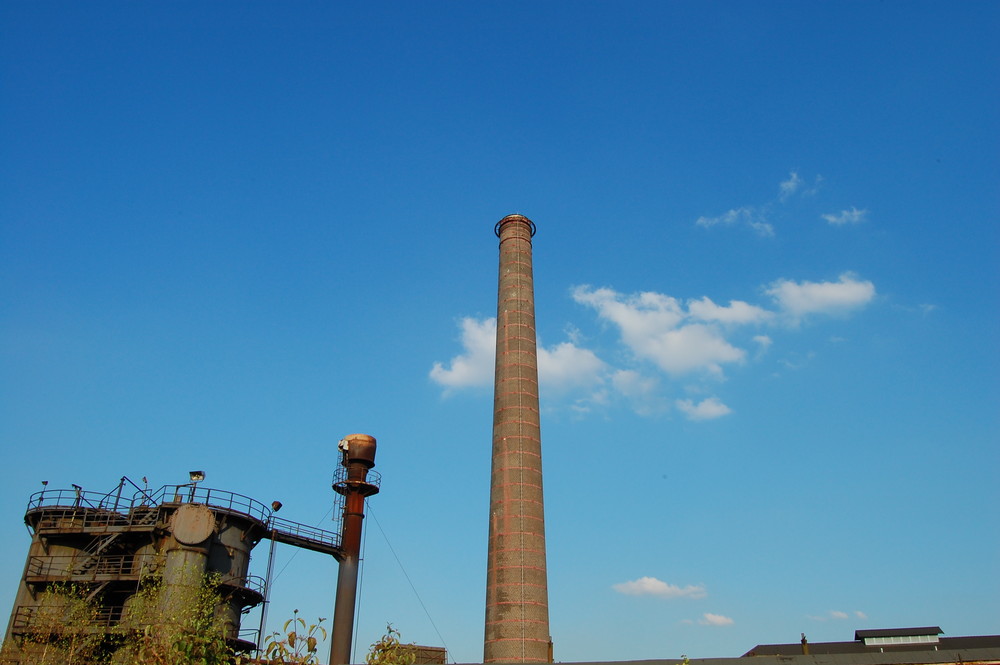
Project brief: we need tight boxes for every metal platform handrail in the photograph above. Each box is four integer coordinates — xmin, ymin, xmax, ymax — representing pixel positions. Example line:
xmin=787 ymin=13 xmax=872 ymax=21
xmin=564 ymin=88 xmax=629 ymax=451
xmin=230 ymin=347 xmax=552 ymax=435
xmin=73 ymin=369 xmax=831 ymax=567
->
xmin=26 ymin=553 xmax=154 ymax=579
xmin=11 ymin=604 xmax=121 ymax=631
xmin=26 ymin=489 xmax=133 ymax=516
xmin=266 ymin=515 xmax=341 ymax=550
xmin=28 ymin=507 xmax=131 ymax=531
xmin=142 ymin=485 xmax=272 ymax=525
xmin=219 ymin=573 xmax=267 ymax=597
xmin=331 ymin=468 xmax=382 ymax=490
xmin=29 ymin=485 xmax=300 ymax=530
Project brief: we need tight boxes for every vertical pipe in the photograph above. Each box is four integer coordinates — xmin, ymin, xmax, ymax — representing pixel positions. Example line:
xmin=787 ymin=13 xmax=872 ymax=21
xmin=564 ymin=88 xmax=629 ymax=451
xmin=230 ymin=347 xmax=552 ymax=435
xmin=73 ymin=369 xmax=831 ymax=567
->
xmin=484 ymin=215 xmax=551 ymax=663
xmin=257 ymin=532 xmax=277 ymax=654
xmin=330 ymin=434 xmax=379 ymax=665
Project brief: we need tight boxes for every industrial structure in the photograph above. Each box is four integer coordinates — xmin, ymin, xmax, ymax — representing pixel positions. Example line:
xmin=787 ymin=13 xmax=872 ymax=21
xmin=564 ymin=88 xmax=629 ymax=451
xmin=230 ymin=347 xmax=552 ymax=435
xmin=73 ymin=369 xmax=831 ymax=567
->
xmin=742 ymin=626 xmax=1000 ymax=658
xmin=2 ymin=434 xmax=379 ymax=665
xmin=485 ymin=214 xmax=552 ymax=663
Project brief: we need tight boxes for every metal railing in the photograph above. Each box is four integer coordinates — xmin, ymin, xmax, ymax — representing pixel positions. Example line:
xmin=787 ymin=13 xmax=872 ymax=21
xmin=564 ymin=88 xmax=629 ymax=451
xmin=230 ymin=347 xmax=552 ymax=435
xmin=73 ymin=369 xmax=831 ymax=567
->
xmin=331 ymin=468 xmax=382 ymax=491
xmin=149 ymin=485 xmax=272 ymax=525
xmin=26 ymin=554 xmax=153 ymax=580
xmin=267 ymin=515 xmax=341 ymax=551
xmin=10 ymin=605 xmax=120 ymax=632
xmin=27 ymin=488 xmax=132 ymax=514
xmin=25 ymin=485 xmax=348 ymax=556
xmin=219 ymin=573 xmax=267 ymax=598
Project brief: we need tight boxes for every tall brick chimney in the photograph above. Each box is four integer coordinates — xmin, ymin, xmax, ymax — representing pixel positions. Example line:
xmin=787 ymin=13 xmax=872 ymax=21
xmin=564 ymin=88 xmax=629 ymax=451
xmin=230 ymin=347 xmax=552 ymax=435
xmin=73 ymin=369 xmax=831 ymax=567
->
xmin=484 ymin=214 xmax=551 ymax=663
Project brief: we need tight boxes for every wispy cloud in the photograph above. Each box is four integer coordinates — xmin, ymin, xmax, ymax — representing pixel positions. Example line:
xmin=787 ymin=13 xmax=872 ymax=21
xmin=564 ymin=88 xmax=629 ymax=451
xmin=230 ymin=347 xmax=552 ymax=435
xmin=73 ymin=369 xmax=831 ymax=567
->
xmin=700 ymin=613 xmax=734 ymax=626
xmin=676 ymin=396 xmax=732 ymax=421
xmin=612 ymin=576 xmax=707 ymax=599
xmin=695 ymin=207 xmax=773 ymax=237
xmin=822 ymin=207 xmax=868 ymax=225
xmin=779 ymin=171 xmax=802 ymax=201
xmin=808 ymin=610 xmax=867 ymax=622
xmin=697 ymin=170 xmax=829 ymax=235
xmin=695 ymin=206 xmax=753 ymax=230
xmin=753 ymin=335 xmax=772 ymax=358
xmin=612 ymin=370 xmax=669 ymax=416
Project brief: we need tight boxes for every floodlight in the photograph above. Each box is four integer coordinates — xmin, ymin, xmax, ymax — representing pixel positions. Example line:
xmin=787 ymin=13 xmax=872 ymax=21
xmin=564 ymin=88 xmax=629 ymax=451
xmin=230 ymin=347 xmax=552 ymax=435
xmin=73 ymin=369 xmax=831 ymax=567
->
xmin=189 ymin=471 xmax=205 ymax=483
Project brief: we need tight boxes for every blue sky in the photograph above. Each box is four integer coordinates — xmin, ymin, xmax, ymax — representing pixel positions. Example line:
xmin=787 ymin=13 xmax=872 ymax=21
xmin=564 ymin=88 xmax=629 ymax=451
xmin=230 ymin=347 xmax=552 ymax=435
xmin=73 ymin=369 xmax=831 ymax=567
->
xmin=1 ymin=2 xmax=997 ymax=663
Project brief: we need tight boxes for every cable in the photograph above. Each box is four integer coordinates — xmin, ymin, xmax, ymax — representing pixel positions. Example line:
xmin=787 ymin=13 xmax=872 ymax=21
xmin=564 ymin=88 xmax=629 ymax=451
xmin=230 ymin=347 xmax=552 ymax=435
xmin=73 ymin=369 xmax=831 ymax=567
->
xmin=366 ymin=503 xmax=453 ymax=663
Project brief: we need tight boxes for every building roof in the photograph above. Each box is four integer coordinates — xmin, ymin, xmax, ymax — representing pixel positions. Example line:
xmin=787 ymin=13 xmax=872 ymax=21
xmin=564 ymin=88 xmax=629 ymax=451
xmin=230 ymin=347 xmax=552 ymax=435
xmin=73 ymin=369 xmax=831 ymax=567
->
xmin=854 ymin=627 xmax=942 ymax=640
xmin=742 ymin=629 xmax=1000 ymax=657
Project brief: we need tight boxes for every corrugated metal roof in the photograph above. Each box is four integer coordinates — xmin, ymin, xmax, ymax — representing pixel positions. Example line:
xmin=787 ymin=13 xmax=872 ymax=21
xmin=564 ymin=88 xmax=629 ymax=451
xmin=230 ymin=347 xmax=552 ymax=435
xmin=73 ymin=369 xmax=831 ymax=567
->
xmin=743 ymin=636 xmax=1000 ymax=657
xmin=856 ymin=628 xmax=943 ymax=640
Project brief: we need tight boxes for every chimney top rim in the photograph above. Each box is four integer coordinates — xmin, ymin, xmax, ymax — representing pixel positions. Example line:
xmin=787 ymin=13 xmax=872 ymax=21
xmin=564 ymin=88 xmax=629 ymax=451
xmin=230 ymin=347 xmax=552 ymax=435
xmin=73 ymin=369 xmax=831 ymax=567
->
xmin=495 ymin=214 xmax=536 ymax=237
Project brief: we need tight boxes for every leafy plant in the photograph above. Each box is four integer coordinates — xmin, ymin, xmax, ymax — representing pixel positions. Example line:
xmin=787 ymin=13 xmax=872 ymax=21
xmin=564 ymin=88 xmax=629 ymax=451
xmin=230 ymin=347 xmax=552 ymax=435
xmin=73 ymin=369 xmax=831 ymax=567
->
xmin=2 ymin=583 xmax=103 ymax=665
xmin=259 ymin=609 xmax=327 ymax=665
xmin=366 ymin=624 xmax=416 ymax=665
xmin=116 ymin=571 xmax=234 ymax=665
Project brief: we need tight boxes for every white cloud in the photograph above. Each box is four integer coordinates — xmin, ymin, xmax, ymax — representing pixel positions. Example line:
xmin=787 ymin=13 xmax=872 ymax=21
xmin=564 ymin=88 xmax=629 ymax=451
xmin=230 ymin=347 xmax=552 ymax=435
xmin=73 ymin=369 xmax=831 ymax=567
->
xmin=612 ymin=576 xmax=707 ymax=599
xmin=436 ymin=272 xmax=877 ymax=415
xmin=856 ymin=611 xmax=868 ymax=620
xmin=688 ymin=297 xmax=772 ymax=325
xmin=573 ymin=286 xmax=746 ymax=376
xmin=766 ymin=273 xmax=876 ymax=320
xmin=538 ymin=342 xmax=605 ymax=392
xmin=822 ymin=207 xmax=868 ymax=225
xmin=676 ymin=396 xmax=732 ymax=421
xmin=700 ymin=613 xmax=734 ymax=626
xmin=430 ymin=317 xmax=607 ymax=396
xmin=779 ymin=171 xmax=802 ymax=201
xmin=429 ymin=317 xmax=497 ymax=389
xmin=647 ymin=324 xmax=746 ymax=375
xmin=830 ymin=610 xmax=849 ymax=620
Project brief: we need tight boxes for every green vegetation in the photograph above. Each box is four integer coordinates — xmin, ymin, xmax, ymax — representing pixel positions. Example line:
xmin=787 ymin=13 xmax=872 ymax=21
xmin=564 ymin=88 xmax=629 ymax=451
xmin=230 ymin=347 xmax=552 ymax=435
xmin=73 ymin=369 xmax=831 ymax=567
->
xmin=0 ymin=574 xmax=235 ymax=665
xmin=0 ymin=583 xmax=102 ymax=665
xmin=365 ymin=624 xmax=417 ymax=665
xmin=116 ymin=572 xmax=233 ymax=665
xmin=257 ymin=609 xmax=327 ymax=665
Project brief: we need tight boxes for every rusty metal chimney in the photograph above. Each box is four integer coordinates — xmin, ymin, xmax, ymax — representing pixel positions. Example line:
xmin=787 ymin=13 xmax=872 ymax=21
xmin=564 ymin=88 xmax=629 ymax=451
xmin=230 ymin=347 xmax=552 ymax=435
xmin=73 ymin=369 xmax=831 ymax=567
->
xmin=484 ymin=215 xmax=551 ymax=663
xmin=330 ymin=433 xmax=380 ymax=665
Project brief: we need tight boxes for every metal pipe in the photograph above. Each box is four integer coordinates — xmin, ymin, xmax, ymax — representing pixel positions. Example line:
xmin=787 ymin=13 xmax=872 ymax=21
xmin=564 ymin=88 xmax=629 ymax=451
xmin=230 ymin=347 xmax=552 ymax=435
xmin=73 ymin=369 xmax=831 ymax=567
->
xmin=330 ymin=434 xmax=379 ymax=665
xmin=257 ymin=531 xmax=277 ymax=655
